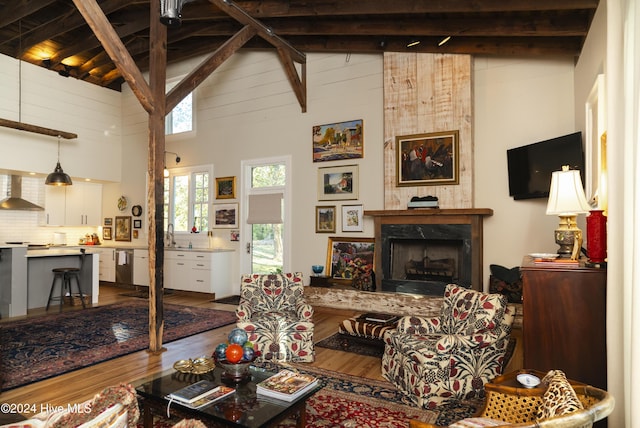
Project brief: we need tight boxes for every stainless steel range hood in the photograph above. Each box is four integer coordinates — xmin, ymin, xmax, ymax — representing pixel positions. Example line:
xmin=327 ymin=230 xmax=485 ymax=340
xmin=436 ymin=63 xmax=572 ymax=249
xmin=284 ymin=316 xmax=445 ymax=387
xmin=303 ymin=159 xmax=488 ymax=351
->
xmin=0 ymin=175 xmax=44 ymax=211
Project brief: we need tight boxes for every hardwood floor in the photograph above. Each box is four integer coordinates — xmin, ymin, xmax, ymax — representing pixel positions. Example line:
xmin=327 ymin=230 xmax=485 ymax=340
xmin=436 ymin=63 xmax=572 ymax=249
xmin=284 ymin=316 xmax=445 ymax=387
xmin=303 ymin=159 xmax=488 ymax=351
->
xmin=0 ymin=284 xmax=384 ymax=415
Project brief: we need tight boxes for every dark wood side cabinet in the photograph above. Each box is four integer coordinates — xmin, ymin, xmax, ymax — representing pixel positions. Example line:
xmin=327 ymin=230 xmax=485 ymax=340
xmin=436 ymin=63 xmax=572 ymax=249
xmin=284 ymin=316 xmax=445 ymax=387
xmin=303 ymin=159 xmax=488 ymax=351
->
xmin=521 ymin=257 xmax=607 ymax=390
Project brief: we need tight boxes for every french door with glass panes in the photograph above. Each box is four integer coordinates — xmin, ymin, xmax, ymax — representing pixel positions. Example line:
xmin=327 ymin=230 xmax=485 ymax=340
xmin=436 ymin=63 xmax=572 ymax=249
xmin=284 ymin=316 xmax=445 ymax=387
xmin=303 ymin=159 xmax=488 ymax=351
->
xmin=240 ymin=156 xmax=291 ymax=274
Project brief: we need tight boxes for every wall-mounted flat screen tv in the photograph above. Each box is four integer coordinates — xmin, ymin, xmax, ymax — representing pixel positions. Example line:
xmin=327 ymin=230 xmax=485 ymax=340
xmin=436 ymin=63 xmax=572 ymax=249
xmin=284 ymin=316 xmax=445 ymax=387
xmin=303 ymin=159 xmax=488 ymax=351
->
xmin=507 ymin=132 xmax=584 ymax=200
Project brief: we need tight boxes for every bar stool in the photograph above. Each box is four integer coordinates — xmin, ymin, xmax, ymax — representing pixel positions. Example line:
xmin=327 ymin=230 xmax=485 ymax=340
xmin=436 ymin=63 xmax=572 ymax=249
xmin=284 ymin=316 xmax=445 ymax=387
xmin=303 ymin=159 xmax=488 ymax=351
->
xmin=46 ymin=249 xmax=87 ymax=312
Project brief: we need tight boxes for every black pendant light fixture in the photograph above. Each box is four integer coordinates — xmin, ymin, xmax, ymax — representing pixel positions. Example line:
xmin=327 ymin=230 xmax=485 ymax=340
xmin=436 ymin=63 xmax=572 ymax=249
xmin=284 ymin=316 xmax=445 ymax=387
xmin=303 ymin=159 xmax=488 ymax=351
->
xmin=45 ymin=136 xmax=73 ymax=186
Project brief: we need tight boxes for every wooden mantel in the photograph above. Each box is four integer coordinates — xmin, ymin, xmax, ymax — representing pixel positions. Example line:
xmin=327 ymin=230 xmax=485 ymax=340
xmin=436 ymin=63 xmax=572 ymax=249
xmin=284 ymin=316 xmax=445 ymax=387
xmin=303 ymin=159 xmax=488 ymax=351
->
xmin=364 ymin=209 xmax=493 ymax=218
xmin=365 ymin=209 xmax=493 ymax=292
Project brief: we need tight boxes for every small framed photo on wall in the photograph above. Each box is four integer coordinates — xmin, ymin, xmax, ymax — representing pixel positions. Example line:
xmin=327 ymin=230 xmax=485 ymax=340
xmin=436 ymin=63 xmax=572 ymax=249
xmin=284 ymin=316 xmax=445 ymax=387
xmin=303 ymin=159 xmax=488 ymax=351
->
xmin=103 ymin=227 xmax=112 ymax=240
xmin=317 ymin=164 xmax=359 ymax=201
xmin=315 ymin=206 xmax=336 ymax=233
xmin=115 ymin=216 xmax=132 ymax=241
xmin=341 ymin=204 xmax=364 ymax=232
xmin=215 ymin=176 xmax=236 ymax=199
xmin=213 ymin=203 xmax=239 ymax=228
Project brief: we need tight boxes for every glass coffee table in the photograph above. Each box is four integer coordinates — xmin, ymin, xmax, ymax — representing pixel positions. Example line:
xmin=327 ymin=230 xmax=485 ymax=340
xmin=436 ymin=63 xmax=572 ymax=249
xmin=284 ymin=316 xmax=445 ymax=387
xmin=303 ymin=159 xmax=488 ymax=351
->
xmin=135 ymin=365 xmax=322 ymax=428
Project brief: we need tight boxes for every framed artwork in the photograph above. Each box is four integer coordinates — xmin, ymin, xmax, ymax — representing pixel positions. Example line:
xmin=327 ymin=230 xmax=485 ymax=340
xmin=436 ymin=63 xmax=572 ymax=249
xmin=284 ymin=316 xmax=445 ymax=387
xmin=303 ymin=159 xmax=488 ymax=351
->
xmin=341 ymin=204 xmax=364 ymax=232
xmin=326 ymin=236 xmax=375 ymax=283
xmin=313 ymin=119 xmax=364 ymax=162
xmin=133 ymin=230 xmax=139 ymax=239
xmin=213 ymin=203 xmax=239 ymax=228
xmin=133 ymin=219 xmax=142 ymax=229
xmin=315 ymin=205 xmax=336 ymax=233
xmin=103 ymin=227 xmax=112 ymax=240
xmin=216 ymin=176 xmax=236 ymax=199
xmin=396 ymin=130 xmax=459 ymax=186
xmin=230 ymin=230 xmax=240 ymax=241
xmin=317 ymin=164 xmax=359 ymax=201
xmin=115 ymin=216 xmax=132 ymax=241
xmin=104 ymin=217 xmax=112 ymax=226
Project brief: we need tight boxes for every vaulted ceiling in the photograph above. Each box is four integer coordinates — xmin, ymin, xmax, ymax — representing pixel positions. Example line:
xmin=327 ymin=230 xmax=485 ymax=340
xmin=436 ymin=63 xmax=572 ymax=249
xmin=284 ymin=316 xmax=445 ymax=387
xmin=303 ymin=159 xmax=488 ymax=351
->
xmin=0 ymin=0 xmax=599 ymax=91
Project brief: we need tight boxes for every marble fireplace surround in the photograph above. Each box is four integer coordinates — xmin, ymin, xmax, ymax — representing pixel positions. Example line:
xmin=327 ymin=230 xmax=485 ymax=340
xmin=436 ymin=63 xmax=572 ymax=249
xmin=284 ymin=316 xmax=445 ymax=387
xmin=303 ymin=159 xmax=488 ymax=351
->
xmin=367 ymin=209 xmax=493 ymax=294
xmin=303 ymin=208 xmax=518 ymax=323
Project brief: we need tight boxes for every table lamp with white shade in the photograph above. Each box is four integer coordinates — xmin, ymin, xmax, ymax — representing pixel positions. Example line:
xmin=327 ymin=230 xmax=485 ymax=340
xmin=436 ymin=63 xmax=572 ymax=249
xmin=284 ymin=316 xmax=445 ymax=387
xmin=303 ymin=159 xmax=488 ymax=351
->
xmin=546 ymin=165 xmax=591 ymax=260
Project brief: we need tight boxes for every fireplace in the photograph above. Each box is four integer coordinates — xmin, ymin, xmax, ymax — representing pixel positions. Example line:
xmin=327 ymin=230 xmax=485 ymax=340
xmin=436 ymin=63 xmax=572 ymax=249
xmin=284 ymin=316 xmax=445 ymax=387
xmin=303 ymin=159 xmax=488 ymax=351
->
xmin=365 ymin=209 xmax=493 ymax=295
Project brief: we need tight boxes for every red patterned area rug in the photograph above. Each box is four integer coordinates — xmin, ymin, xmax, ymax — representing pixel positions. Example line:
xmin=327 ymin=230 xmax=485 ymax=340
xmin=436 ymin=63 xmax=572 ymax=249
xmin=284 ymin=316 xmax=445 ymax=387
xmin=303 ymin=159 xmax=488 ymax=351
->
xmin=0 ymin=301 xmax=236 ymax=391
xmin=137 ymin=364 xmax=481 ymax=427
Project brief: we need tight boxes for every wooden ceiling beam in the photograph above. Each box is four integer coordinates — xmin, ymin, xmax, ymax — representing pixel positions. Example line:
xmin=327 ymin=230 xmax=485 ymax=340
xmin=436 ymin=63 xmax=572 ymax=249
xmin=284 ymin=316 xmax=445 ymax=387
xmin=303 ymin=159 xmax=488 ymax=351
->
xmin=15 ymin=0 xmax=133 ymax=53
xmin=0 ymin=0 xmax=57 ymax=28
xmin=207 ymin=0 xmax=305 ymax=64
xmin=49 ymin=9 xmax=150 ymax=67
xmin=166 ymin=24 xmax=258 ymax=113
xmin=71 ymin=0 xmax=154 ymax=113
xmin=0 ymin=118 xmax=77 ymax=139
xmin=186 ymin=0 xmax=598 ymax=18
xmin=276 ymin=47 xmax=306 ymax=113
xmin=206 ymin=0 xmax=306 ymax=111
xmin=256 ymin=15 xmax=593 ymax=38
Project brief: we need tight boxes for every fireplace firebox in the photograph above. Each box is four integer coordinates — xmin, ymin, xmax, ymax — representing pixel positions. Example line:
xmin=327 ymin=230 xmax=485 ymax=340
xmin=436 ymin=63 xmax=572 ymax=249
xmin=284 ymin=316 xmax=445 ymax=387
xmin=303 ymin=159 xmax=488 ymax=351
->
xmin=365 ymin=209 xmax=493 ymax=295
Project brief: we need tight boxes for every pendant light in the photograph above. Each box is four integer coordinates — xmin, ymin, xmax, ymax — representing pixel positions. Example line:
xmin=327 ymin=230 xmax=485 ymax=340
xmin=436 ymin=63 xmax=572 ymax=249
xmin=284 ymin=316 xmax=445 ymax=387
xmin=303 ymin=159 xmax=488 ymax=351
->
xmin=45 ymin=135 xmax=73 ymax=186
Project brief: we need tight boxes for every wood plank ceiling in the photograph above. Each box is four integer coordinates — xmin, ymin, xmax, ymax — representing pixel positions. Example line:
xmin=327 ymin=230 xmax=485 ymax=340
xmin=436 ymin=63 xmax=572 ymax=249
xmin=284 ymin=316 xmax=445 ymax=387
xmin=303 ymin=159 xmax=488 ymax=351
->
xmin=0 ymin=0 xmax=599 ymax=91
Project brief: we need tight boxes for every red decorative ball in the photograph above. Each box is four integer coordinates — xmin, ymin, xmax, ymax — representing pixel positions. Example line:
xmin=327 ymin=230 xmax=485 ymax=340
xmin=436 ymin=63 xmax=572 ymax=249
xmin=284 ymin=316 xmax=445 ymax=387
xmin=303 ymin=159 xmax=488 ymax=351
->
xmin=225 ymin=343 xmax=243 ymax=363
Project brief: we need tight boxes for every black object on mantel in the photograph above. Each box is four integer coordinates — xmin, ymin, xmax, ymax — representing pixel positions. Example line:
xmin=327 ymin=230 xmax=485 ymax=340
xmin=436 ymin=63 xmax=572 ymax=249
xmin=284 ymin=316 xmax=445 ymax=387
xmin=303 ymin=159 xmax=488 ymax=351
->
xmin=408 ymin=195 xmax=439 ymax=209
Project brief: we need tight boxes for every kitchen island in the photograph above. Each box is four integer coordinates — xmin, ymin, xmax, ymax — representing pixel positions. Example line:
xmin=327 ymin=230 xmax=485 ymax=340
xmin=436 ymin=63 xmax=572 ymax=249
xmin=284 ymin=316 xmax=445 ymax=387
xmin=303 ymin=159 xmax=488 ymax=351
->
xmin=0 ymin=245 xmax=99 ymax=318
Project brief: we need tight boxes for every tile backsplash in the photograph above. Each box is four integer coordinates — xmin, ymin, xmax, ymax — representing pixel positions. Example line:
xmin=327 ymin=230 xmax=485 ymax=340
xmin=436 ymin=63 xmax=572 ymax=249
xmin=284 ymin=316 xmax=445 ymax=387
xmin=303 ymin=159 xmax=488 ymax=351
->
xmin=0 ymin=175 xmax=98 ymax=245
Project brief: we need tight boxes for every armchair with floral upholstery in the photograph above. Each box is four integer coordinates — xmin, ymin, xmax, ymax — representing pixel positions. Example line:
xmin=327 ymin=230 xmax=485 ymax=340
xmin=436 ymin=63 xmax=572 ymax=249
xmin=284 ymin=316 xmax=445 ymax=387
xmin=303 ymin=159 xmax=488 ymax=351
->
xmin=382 ymin=284 xmax=516 ymax=409
xmin=235 ymin=272 xmax=315 ymax=362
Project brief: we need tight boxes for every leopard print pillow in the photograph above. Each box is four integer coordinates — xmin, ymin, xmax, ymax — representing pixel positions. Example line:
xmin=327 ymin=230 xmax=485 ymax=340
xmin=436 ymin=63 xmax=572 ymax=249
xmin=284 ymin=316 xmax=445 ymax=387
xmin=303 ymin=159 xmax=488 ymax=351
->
xmin=536 ymin=370 xmax=584 ymax=420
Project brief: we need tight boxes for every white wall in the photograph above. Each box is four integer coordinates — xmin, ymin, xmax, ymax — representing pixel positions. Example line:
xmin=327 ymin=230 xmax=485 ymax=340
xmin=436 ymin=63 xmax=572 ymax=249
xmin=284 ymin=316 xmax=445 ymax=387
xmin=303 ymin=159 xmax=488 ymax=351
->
xmin=474 ymin=57 xmax=577 ymax=282
xmin=0 ymin=49 xmax=580 ymax=293
xmin=0 ymin=55 xmax=122 ymax=182
xmin=118 ymin=52 xmax=385 ymax=289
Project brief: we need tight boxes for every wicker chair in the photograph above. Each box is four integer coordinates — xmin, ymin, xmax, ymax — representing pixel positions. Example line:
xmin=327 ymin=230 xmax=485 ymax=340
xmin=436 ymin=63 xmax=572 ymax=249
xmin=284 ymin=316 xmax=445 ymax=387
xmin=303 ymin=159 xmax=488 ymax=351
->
xmin=409 ymin=370 xmax=614 ymax=428
xmin=235 ymin=272 xmax=315 ymax=362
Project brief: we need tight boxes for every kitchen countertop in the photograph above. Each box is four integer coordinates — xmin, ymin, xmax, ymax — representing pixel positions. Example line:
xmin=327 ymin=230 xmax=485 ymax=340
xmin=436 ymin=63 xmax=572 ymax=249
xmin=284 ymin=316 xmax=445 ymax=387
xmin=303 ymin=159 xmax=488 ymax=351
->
xmin=26 ymin=248 xmax=99 ymax=257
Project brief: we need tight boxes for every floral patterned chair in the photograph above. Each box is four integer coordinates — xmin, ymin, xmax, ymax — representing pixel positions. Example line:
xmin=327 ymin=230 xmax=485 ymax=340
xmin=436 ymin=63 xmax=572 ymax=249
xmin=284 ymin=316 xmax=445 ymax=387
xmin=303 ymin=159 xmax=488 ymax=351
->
xmin=235 ymin=272 xmax=315 ymax=362
xmin=382 ymin=284 xmax=516 ymax=409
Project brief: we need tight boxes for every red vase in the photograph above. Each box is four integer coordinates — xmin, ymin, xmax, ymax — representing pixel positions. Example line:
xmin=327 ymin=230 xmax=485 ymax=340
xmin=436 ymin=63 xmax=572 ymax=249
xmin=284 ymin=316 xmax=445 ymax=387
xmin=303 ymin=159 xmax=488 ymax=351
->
xmin=586 ymin=210 xmax=607 ymax=263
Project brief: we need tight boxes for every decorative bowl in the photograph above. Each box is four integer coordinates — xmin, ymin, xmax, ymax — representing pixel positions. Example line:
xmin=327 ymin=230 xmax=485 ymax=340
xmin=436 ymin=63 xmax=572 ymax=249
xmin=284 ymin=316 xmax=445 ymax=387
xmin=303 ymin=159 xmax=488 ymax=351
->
xmin=311 ymin=265 xmax=324 ymax=276
xmin=516 ymin=373 xmax=541 ymax=388
xmin=215 ymin=357 xmax=256 ymax=382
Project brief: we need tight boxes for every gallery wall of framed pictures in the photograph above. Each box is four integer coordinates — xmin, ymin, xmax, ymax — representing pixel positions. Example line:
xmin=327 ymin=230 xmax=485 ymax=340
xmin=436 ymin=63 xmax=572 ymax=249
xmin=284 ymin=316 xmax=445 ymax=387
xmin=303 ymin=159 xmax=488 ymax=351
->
xmin=313 ymin=119 xmax=366 ymax=235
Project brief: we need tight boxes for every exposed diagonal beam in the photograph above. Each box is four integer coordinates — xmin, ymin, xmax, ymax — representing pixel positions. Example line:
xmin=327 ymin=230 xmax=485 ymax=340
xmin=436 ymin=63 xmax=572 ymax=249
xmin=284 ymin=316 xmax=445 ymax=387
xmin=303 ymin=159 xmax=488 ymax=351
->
xmin=166 ymin=24 xmax=257 ymax=113
xmin=207 ymin=0 xmax=306 ymax=111
xmin=49 ymin=9 xmax=150 ymax=67
xmin=207 ymin=0 xmax=305 ymax=64
xmin=71 ymin=0 xmax=154 ymax=113
xmin=276 ymin=47 xmax=306 ymax=113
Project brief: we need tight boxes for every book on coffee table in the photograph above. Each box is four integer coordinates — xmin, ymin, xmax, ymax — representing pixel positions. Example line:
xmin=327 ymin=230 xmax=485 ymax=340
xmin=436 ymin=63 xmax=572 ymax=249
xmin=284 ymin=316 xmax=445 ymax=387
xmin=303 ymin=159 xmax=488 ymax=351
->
xmin=167 ymin=382 xmax=235 ymax=409
xmin=256 ymin=369 xmax=319 ymax=402
xmin=358 ymin=312 xmax=399 ymax=324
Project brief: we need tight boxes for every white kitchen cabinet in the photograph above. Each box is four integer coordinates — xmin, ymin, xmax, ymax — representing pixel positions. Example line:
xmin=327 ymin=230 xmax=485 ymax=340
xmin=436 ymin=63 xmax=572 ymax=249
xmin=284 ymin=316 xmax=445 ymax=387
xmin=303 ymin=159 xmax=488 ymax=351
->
xmin=65 ymin=182 xmax=103 ymax=226
xmin=95 ymin=247 xmax=116 ymax=282
xmin=133 ymin=249 xmax=150 ymax=287
xmin=164 ymin=250 xmax=233 ymax=296
xmin=43 ymin=186 xmax=66 ymax=226
xmin=43 ymin=182 xmax=103 ymax=226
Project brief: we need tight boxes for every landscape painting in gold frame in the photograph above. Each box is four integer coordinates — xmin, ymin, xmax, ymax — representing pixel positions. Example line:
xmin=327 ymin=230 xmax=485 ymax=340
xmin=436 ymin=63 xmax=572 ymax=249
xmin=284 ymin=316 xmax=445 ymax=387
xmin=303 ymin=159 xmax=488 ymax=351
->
xmin=215 ymin=176 xmax=236 ymax=199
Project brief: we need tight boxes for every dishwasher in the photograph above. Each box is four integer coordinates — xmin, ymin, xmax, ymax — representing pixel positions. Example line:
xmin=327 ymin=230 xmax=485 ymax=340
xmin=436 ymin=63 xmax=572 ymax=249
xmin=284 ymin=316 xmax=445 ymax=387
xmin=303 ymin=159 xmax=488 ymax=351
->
xmin=115 ymin=248 xmax=134 ymax=285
